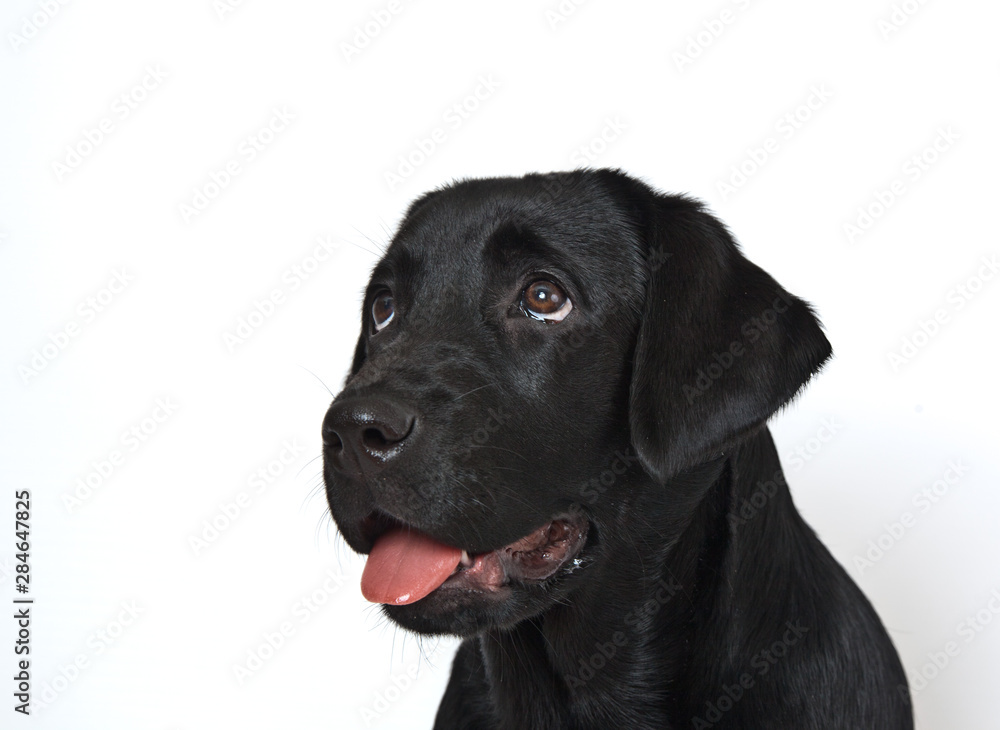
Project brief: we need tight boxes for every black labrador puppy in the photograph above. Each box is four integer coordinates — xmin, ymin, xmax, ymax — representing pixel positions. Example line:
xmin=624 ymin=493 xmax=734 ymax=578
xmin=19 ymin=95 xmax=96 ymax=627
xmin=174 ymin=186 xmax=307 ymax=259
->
xmin=322 ymin=170 xmax=912 ymax=729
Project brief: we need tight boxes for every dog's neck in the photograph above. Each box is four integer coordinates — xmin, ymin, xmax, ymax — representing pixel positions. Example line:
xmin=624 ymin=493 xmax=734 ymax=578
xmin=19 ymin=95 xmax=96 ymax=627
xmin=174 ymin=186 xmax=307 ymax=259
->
xmin=476 ymin=428 xmax=801 ymax=728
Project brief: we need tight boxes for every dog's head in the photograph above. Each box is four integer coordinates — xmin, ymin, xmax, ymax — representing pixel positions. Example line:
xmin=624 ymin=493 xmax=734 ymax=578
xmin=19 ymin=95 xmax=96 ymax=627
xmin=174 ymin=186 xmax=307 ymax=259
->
xmin=323 ymin=170 xmax=831 ymax=636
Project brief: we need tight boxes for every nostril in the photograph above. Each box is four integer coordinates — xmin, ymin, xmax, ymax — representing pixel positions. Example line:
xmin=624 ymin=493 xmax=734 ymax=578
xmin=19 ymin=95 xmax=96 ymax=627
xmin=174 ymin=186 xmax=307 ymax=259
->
xmin=362 ymin=428 xmax=389 ymax=450
xmin=361 ymin=414 xmax=414 ymax=451
xmin=322 ymin=418 xmax=344 ymax=451
xmin=322 ymin=396 xmax=417 ymax=474
xmin=325 ymin=431 xmax=344 ymax=451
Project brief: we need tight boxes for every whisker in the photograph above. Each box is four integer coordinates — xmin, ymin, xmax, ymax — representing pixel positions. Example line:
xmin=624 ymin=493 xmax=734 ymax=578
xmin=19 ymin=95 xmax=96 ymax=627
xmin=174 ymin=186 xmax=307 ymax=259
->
xmin=298 ymin=364 xmax=335 ymax=397
xmin=347 ymin=226 xmax=386 ymax=258
xmin=453 ymin=382 xmax=496 ymax=401
xmin=297 ymin=454 xmax=323 ymax=480
xmin=355 ymin=225 xmax=391 ymax=256
xmin=460 ymin=444 xmax=529 ymax=461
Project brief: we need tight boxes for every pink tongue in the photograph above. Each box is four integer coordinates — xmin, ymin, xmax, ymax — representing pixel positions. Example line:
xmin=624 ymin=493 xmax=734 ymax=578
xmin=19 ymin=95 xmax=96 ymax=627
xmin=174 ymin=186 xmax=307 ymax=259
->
xmin=361 ymin=527 xmax=463 ymax=605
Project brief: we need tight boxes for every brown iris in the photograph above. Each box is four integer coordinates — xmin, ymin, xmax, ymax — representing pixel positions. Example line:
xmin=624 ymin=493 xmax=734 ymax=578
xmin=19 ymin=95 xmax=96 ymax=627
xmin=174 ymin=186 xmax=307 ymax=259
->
xmin=521 ymin=280 xmax=572 ymax=322
xmin=372 ymin=290 xmax=395 ymax=332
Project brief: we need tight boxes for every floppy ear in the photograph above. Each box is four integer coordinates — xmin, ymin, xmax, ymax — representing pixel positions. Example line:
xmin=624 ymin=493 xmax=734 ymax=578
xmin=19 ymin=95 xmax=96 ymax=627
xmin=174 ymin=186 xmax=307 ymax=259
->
xmin=627 ymin=191 xmax=832 ymax=483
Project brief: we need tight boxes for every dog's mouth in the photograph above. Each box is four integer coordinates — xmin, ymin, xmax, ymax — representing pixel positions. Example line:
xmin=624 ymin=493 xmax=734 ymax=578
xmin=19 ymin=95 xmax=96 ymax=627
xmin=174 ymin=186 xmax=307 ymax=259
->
xmin=358 ymin=511 xmax=589 ymax=606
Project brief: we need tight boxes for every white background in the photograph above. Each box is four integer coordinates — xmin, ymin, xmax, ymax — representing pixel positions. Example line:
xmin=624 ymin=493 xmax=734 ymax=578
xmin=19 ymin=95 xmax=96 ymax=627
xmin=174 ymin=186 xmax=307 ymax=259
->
xmin=1 ymin=1 xmax=998 ymax=728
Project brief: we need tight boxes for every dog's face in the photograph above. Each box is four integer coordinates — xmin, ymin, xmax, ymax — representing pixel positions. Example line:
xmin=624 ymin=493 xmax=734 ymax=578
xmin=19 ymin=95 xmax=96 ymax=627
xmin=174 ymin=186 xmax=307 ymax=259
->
xmin=323 ymin=170 xmax=830 ymax=636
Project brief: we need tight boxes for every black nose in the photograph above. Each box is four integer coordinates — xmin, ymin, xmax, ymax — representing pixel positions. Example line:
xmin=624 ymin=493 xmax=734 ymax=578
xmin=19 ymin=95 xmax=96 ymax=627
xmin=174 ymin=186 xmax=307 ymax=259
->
xmin=322 ymin=396 xmax=417 ymax=477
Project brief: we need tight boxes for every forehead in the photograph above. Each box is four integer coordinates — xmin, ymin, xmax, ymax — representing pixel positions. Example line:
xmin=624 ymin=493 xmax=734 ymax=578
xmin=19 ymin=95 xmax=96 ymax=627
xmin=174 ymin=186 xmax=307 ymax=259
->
xmin=372 ymin=175 xmax=646 ymax=304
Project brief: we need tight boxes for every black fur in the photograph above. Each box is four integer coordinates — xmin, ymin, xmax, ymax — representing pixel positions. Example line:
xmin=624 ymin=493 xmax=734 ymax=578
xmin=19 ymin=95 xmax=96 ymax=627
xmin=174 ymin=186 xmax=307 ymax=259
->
xmin=322 ymin=169 xmax=912 ymax=729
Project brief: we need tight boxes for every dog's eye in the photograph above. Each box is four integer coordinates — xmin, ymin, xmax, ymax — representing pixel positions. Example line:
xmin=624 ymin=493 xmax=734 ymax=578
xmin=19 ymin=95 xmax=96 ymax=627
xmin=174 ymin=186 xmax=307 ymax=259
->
xmin=520 ymin=280 xmax=573 ymax=322
xmin=372 ymin=290 xmax=395 ymax=332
